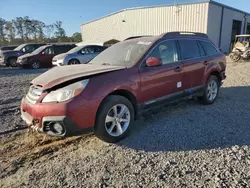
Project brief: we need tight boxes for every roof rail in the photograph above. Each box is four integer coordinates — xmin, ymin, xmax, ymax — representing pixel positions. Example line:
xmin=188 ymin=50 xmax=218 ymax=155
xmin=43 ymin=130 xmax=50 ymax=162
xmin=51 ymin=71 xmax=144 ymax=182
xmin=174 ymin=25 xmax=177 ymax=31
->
xmin=124 ymin=35 xmax=152 ymax=41
xmin=160 ymin=32 xmax=208 ymax=38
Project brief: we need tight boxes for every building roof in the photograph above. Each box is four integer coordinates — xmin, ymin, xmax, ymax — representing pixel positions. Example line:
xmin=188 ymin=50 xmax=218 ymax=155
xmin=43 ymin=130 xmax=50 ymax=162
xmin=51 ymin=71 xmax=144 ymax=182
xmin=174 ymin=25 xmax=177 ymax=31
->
xmin=82 ymin=0 xmax=250 ymax=26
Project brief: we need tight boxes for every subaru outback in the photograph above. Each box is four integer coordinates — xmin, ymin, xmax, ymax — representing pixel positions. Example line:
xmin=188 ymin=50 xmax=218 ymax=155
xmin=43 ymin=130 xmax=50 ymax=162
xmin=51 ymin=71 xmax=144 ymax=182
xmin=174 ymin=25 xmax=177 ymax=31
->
xmin=21 ymin=32 xmax=226 ymax=143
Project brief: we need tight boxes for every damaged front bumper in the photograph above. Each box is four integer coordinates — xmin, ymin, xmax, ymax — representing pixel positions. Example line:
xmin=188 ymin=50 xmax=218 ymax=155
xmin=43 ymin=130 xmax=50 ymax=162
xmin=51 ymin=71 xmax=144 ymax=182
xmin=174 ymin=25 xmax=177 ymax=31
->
xmin=21 ymin=98 xmax=92 ymax=137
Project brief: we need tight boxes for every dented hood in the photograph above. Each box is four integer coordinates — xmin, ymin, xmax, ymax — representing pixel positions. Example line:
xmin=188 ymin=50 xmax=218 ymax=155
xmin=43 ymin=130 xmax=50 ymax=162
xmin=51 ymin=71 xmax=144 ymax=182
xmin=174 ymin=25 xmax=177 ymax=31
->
xmin=31 ymin=64 xmax=126 ymax=89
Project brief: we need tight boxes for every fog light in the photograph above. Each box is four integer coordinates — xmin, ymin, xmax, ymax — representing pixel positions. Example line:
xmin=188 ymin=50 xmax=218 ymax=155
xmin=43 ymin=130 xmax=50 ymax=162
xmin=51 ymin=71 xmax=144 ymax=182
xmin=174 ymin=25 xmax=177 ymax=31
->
xmin=53 ymin=123 xmax=63 ymax=134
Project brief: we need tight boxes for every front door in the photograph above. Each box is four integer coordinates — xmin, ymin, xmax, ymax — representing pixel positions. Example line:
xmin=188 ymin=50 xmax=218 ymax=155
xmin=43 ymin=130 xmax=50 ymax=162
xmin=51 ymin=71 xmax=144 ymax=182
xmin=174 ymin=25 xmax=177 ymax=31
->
xmin=139 ymin=40 xmax=183 ymax=105
xmin=41 ymin=46 xmax=55 ymax=67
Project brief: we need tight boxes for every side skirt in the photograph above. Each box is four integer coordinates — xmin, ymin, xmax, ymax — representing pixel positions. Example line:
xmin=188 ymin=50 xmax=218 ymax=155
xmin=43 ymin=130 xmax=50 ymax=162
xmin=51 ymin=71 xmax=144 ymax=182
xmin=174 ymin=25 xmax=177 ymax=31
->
xmin=136 ymin=86 xmax=205 ymax=116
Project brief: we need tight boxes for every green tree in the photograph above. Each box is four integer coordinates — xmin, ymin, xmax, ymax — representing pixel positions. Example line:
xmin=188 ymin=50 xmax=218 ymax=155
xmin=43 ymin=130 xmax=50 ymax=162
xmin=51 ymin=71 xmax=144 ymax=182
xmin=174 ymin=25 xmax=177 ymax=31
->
xmin=71 ymin=32 xmax=82 ymax=42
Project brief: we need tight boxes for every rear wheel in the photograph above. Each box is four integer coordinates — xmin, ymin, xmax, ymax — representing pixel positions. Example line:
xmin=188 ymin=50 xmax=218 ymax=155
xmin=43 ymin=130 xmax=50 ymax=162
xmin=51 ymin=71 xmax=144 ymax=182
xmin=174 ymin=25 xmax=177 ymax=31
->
xmin=68 ymin=59 xmax=80 ymax=65
xmin=94 ymin=95 xmax=134 ymax=143
xmin=200 ymin=75 xmax=219 ymax=105
xmin=31 ymin=61 xmax=40 ymax=69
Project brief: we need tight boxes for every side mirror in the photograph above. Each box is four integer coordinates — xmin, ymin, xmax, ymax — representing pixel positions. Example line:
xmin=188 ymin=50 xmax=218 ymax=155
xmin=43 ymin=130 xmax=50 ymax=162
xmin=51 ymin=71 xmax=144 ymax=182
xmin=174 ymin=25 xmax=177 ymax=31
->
xmin=146 ymin=57 xmax=162 ymax=67
xmin=41 ymin=51 xmax=45 ymax=55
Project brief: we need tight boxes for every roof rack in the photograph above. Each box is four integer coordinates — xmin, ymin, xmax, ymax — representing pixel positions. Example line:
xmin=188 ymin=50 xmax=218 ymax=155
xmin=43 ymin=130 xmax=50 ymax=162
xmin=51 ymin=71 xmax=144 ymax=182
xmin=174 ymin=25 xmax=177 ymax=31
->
xmin=124 ymin=35 xmax=152 ymax=41
xmin=160 ymin=32 xmax=208 ymax=38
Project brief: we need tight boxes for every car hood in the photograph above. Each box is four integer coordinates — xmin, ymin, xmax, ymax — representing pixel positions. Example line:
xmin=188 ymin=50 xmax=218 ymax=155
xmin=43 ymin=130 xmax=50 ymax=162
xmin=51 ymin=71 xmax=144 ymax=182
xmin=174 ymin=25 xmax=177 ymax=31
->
xmin=31 ymin=64 xmax=126 ymax=89
xmin=19 ymin=53 xmax=34 ymax=59
xmin=2 ymin=50 xmax=24 ymax=56
xmin=53 ymin=53 xmax=68 ymax=60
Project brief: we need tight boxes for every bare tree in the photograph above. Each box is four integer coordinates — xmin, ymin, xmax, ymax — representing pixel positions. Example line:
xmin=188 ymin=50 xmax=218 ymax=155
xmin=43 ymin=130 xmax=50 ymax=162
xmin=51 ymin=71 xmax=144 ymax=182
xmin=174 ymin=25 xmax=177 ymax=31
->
xmin=13 ymin=17 xmax=25 ymax=42
xmin=5 ymin=20 xmax=16 ymax=43
xmin=0 ymin=18 xmax=6 ymax=44
xmin=54 ymin=21 xmax=66 ymax=42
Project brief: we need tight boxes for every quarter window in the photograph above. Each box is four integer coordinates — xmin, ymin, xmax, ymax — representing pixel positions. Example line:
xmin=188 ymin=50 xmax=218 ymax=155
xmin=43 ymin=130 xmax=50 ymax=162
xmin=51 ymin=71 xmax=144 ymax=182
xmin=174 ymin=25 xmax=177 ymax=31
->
xmin=147 ymin=40 xmax=179 ymax=65
xmin=178 ymin=40 xmax=200 ymax=60
xmin=199 ymin=41 xmax=218 ymax=56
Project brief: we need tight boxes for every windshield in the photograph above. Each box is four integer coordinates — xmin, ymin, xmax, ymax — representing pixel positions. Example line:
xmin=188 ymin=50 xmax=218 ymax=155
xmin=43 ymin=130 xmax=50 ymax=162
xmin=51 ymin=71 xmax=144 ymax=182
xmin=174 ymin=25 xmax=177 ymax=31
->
xmin=14 ymin=44 xmax=26 ymax=51
xmin=90 ymin=38 xmax=154 ymax=67
xmin=68 ymin=45 xmax=84 ymax=53
xmin=31 ymin=45 xmax=48 ymax=54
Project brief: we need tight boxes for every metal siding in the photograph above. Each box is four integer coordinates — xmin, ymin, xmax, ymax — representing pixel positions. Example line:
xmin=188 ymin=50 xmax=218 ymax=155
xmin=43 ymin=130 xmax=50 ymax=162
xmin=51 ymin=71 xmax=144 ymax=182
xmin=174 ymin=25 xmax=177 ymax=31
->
xmin=216 ymin=7 xmax=247 ymax=53
xmin=207 ymin=4 xmax=222 ymax=47
xmin=81 ymin=3 xmax=209 ymax=43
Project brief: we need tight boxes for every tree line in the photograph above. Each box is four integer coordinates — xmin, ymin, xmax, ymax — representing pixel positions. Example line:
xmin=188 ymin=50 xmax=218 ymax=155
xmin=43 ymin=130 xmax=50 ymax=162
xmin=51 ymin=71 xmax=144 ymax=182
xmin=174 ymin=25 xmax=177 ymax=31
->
xmin=0 ymin=16 xmax=82 ymax=46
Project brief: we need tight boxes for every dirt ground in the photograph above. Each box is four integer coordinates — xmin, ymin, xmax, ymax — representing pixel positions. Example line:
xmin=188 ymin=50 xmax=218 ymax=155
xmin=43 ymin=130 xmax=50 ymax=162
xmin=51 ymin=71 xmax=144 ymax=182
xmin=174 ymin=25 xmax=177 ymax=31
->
xmin=1 ymin=61 xmax=250 ymax=187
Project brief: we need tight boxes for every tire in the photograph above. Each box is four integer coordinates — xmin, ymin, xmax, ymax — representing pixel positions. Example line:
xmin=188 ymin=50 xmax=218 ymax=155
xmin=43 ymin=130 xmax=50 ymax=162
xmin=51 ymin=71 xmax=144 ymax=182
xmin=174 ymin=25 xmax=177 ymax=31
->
xmin=68 ymin=59 xmax=80 ymax=65
xmin=94 ymin=95 xmax=135 ymax=143
xmin=8 ymin=57 xmax=17 ymax=67
xmin=200 ymin=75 xmax=220 ymax=105
xmin=231 ymin=53 xmax=241 ymax=62
xmin=31 ymin=61 xmax=40 ymax=69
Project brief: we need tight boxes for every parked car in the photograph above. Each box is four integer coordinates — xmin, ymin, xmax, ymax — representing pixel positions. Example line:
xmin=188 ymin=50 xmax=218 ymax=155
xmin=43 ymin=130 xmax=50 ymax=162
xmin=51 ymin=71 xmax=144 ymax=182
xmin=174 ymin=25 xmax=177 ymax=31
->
xmin=52 ymin=45 xmax=107 ymax=66
xmin=21 ymin=32 xmax=226 ymax=143
xmin=0 ymin=43 xmax=46 ymax=67
xmin=0 ymin=45 xmax=18 ymax=52
xmin=17 ymin=43 xmax=76 ymax=69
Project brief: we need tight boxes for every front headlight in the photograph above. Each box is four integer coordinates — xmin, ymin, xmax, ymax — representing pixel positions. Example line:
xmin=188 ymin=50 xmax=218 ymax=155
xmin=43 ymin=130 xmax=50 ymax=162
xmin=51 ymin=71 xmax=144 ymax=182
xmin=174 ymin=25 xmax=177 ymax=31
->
xmin=42 ymin=79 xmax=89 ymax=103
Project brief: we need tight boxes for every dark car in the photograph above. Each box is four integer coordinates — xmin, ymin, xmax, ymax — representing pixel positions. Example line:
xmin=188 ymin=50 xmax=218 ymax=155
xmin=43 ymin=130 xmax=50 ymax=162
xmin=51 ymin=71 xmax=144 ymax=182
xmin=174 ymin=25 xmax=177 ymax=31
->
xmin=17 ymin=43 xmax=76 ymax=69
xmin=21 ymin=32 xmax=226 ymax=143
xmin=0 ymin=45 xmax=18 ymax=52
xmin=0 ymin=43 xmax=46 ymax=67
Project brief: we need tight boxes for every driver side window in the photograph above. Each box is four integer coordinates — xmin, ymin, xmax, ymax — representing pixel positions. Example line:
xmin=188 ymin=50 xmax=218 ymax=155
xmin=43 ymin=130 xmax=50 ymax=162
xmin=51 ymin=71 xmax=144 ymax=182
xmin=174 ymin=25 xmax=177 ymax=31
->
xmin=43 ymin=47 xmax=54 ymax=55
xmin=147 ymin=40 xmax=179 ymax=65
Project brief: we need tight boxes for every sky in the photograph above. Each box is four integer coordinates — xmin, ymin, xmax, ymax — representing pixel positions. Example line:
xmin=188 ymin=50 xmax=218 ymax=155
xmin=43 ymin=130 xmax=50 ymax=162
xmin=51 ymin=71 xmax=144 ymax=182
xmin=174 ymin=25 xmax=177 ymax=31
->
xmin=0 ymin=0 xmax=249 ymax=36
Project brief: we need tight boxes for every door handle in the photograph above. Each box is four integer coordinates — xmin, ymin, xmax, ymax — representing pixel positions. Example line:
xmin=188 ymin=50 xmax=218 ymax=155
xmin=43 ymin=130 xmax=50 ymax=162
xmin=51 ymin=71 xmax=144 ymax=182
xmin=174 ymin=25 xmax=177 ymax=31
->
xmin=174 ymin=66 xmax=182 ymax=72
xmin=203 ymin=61 xmax=208 ymax=65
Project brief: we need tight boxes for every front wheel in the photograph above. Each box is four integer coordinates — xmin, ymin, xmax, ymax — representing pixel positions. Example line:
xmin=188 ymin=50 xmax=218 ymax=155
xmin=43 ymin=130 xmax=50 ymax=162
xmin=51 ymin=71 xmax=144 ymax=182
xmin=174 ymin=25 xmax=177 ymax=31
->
xmin=68 ymin=59 xmax=80 ymax=65
xmin=231 ymin=53 xmax=241 ymax=62
xmin=200 ymin=75 xmax=219 ymax=105
xmin=94 ymin=95 xmax=135 ymax=143
xmin=8 ymin=58 xmax=17 ymax=67
xmin=31 ymin=61 xmax=40 ymax=69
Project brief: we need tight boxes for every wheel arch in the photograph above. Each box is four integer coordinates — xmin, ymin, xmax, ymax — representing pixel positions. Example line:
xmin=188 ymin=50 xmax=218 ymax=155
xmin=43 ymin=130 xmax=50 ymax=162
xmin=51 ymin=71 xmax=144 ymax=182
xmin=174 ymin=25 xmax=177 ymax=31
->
xmin=210 ymin=71 xmax=222 ymax=83
xmin=95 ymin=89 xmax=138 ymax=127
xmin=68 ymin=58 xmax=80 ymax=65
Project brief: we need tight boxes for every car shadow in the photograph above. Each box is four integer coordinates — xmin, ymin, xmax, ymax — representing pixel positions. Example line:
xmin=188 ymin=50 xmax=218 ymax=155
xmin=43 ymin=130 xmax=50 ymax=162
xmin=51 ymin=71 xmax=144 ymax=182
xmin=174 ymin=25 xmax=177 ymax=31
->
xmin=0 ymin=67 xmax=49 ymax=76
xmin=119 ymin=86 xmax=250 ymax=152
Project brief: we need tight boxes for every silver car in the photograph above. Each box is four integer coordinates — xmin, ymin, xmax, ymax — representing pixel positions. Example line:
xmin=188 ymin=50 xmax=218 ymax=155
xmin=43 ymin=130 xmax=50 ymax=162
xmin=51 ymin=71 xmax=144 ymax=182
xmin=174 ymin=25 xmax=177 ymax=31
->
xmin=52 ymin=45 xmax=107 ymax=66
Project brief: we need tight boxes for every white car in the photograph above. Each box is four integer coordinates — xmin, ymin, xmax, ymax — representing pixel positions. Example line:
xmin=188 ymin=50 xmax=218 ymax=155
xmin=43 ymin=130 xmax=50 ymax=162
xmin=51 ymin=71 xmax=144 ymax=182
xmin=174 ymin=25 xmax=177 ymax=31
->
xmin=52 ymin=45 xmax=107 ymax=66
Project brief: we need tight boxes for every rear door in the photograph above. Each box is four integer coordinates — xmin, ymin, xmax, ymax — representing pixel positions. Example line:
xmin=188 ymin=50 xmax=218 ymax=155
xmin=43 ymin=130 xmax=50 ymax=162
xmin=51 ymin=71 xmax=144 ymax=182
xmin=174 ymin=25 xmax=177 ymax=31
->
xmin=139 ymin=40 xmax=183 ymax=105
xmin=177 ymin=39 xmax=206 ymax=91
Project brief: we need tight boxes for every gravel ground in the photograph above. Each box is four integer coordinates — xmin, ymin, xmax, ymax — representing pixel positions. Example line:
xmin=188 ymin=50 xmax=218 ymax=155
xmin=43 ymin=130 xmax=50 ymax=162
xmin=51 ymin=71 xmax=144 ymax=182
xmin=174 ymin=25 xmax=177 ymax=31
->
xmin=1 ymin=61 xmax=250 ymax=187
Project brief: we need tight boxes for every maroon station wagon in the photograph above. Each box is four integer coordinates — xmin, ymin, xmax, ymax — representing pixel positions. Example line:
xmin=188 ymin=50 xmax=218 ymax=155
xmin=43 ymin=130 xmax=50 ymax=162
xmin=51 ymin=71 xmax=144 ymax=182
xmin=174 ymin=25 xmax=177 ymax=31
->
xmin=17 ymin=44 xmax=76 ymax=69
xmin=21 ymin=32 xmax=226 ymax=143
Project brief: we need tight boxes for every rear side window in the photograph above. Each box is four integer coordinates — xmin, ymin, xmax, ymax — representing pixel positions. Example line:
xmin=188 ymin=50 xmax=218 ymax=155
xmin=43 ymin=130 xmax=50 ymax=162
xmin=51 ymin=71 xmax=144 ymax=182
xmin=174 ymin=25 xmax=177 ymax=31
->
xmin=199 ymin=41 xmax=218 ymax=56
xmin=55 ymin=46 xmax=73 ymax=53
xmin=93 ymin=46 xmax=105 ymax=53
xmin=178 ymin=40 xmax=200 ymax=60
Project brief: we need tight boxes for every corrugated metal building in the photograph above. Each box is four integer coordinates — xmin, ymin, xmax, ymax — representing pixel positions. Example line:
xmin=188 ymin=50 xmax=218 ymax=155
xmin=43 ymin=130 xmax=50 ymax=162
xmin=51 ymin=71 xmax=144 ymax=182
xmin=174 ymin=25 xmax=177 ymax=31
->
xmin=81 ymin=0 xmax=250 ymax=53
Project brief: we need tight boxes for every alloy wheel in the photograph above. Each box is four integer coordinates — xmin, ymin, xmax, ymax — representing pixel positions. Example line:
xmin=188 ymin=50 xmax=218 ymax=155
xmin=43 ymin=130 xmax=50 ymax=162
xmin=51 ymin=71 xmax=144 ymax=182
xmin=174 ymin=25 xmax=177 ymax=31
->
xmin=105 ymin=104 xmax=130 ymax=137
xmin=207 ymin=80 xmax=218 ymax=101
xmin=32 ymin=62 xmax=40 ymax=69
